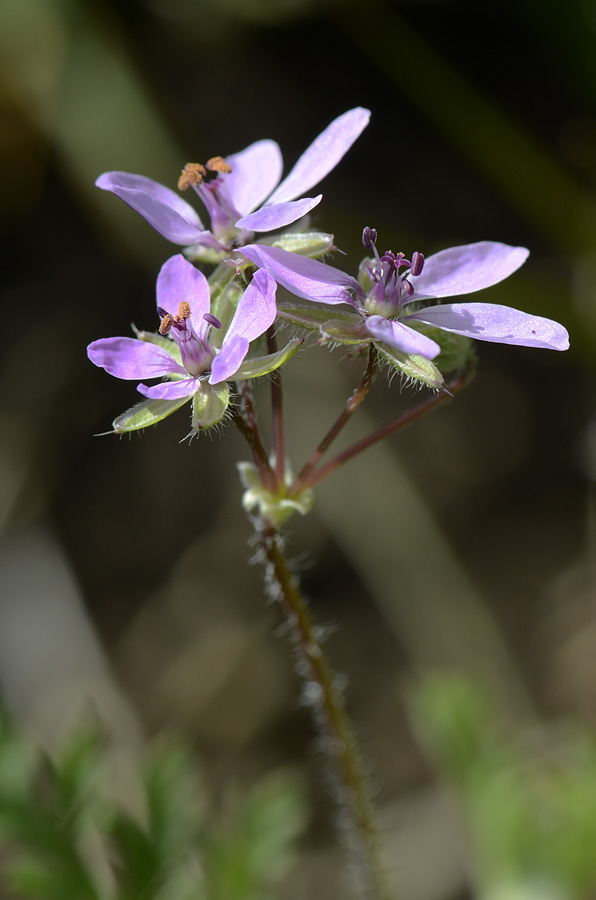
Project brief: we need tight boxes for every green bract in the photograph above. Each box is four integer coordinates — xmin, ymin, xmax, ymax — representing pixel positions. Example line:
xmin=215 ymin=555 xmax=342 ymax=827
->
xmin=238 ymin=461 xmax=314 ymax=526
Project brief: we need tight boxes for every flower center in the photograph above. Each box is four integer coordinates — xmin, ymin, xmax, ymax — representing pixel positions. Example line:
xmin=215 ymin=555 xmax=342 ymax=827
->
xmin=157 ymin=304 xmax=221 ymax=377
xmin=177 ymin=157 xmax=241 ymax=246
xmin=361 ymin=226 xmax=424 ymax=319
xmin=158 ymin=301 xmax=193 ymax=339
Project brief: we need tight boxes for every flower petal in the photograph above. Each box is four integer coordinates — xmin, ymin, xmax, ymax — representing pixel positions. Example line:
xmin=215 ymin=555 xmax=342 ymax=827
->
xmin=87 ymin=336 xmax=185 ymax=379
xmin=156 ymin=254 xmax=211 ymax=320
xmin=226 ymin=269 xmax=278 ymax=344
xmin=137 ymin=377 xmax=200 ymax=399
xmin=210 ymin=335 xmax=249 ymax=384
xmin=408 ymin=242 xmax=529 ymax=300
xmin=242 ymin=244 xmax=359 ymax=306
xmin=224 ymin=140 xmax=283 ymax=216
xmin=408 ymin=303 xmax=570 ymax=350
xmin=96 ymin=172 xmax=210 ymax=245
xmin=365 ymin=316 xmax=441 ymax=358
xmin=236 ymin=195 xmax=322 ymax=233
xmin=266 ymin=107 xmax=371 ymax=205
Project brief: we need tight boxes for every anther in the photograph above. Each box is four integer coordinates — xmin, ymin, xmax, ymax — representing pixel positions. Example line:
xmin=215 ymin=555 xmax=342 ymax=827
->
xmin=203 ymin=313 xmax=222 ymax=329
xmin=178 ymin=163 xmax=207 ymax=191
xmin=159 ymin=313 xmax=175 ymax=335
xmin=402 ymin=279 xmax=415 ymax=296
xmin=206 ymin=156 xmax=232 ymax=176
xmin=178 ymin=301 xmax=191 ymax=320
xmin=410 ymin=251 xmax=425 ymax=276
xmin=362 ymin=226 xmax=377 ymax=250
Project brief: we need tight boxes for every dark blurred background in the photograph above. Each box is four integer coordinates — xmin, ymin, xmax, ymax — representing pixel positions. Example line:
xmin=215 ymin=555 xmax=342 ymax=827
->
xmin=1 ymin=0 xmax=595 ymax=896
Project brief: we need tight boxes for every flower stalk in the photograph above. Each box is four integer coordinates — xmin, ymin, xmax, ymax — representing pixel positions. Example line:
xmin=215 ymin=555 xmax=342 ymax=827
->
xmin=257 ymin=519 xmax=389 ymax=900
xmin=303 ymin=360 xmax=476 ymax=490
xmin=291 ymin=344 xmax=379 ymax=495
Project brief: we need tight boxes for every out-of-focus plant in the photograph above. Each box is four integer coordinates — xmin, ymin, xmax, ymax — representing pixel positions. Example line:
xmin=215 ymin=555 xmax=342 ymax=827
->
xmin=0 ymin=714 xmax=306 ymax=900
xmin=411 ymin=674 xmax=596 ymax=900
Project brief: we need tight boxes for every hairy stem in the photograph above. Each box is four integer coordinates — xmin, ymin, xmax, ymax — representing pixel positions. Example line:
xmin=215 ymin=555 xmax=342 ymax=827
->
xmin=257 ymin=520 xmax=389 ymax=900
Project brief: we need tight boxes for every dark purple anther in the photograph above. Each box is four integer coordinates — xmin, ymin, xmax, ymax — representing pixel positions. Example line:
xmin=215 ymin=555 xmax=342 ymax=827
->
xmin=203 ymin=313 xmax=222 ymax=329
xmin=410 ymin=251 xmax=424 ymax=276
xmin=362 ymin=226 xmax=377 ymax=250
xmin=402 ymin=278 xmax=415 ymax=296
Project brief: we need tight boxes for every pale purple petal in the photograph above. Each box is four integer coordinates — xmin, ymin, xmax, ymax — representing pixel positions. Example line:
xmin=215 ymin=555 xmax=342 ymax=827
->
xmin=408 ymin=242 xmax=530 ymax=301
xmin=267 ymin=108 xmax=371 ymax=205
xmin=209 ymin=335 xmax=249 ymax=384
xmin=236 ymin=196 xmax=322 ymax=233
xmin=137 ymin=377 xmax=199 ymax=399
xmin=96 ymin=172 xmax=210 ymax=245
xmin=87 ymin=337 xmax=185 ymax=379
xmin=224 ymin=140 xmax=283 ymax=216
xmin=225 ymin=269 xmax=278 ymax=345
xmin=365 ymin=316 xmax=441 ymax=359
xmin=242 ymin=244 xmax=359 ymax=306
xmin=156 ymin=254 xmax=210 ymax=320
xmin=408 ymin=303 xmax=570 ymax=350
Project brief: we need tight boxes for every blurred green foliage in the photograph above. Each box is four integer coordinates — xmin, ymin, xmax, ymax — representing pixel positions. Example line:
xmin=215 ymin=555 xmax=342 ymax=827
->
xmin=0 ymin=715 xmax=307 ymax=900
xmin=412 ymin=675 xmax=596 ymax=900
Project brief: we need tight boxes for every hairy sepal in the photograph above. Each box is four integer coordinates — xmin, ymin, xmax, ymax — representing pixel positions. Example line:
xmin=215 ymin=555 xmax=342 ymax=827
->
xmin=191 ymin=382 xmax=230 ymax=430
xmin=270 ymin=231 xmax=336 ymax=259
xmin=234 ymin=337 xmax=301 ymax=380
xmin=113 ymin=397 xmax=189 ymax=432
xmin=377 ymin=342 xmax=444 ymax=389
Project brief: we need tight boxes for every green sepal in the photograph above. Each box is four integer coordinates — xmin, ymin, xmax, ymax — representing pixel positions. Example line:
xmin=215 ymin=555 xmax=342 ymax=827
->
xmin=191 ymin=382 xmax=230 ymax=430
xmin=376 ymin=342 xmax=445 ymax=389
xmin=184 ymin=244 xmax=225 ymax=265
xmin=113 ymin=396 xmax=190 ymax=432
xmin=234 ymin=337 xmax=302 ymax=380
xmin=276 ymin=298 xmax=365 ymax=337
xmin=132 ymin=326 xmax=183 ymax=365
xmin=319 ymin=319 xmax=370 ymax=345
xmin=210 ymin=281 xmax=244 ymax=342
xmin=357 ymin=256 xmax=375 ymax=291
xmin=269 ymin=231 xmax=336 ymax=259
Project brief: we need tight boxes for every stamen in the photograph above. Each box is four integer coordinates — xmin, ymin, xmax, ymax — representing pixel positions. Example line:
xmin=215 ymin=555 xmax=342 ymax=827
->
xmin=362 ymin=226 xmax=377 ymax=250
xmin=203 ymin=313 xmax=222 ymax=329
xmin=410 ymin=251 xmax=425 ymax=276
xmin=402 ymin=279 xmax=415 ymax=296
xmin=159 ymin=313 xmax=175 ymax=335
xmin=178 ymin=301 xmax=191 ymax=320
xmin=206 ymin=156 xmax=232 ymax=175
xmin=178 ymin=163 xmax=207 ymax=191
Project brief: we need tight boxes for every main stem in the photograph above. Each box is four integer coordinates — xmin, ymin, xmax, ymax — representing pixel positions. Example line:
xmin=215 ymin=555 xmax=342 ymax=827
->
xmin=257 ymin=520 xmax=389 ymax=900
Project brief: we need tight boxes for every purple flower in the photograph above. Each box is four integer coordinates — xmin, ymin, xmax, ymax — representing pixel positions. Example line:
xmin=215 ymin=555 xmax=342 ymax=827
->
xmin=95 ymin=108 xmax=370 ymax=254
xmin=241 ymin=234 xmax=570 ymax=362
xmin=87 ymin=254 xmax=292 ymax=432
